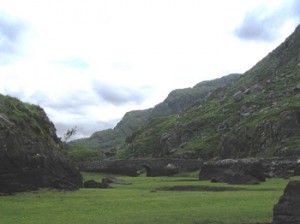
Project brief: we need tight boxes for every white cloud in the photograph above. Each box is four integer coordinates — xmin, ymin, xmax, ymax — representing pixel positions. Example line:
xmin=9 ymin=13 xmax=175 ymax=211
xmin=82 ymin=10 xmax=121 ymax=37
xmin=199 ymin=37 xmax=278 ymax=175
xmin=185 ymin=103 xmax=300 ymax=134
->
xmin=234 ymin=0 xmax=300 ymax=41
xmin=0 ymin=0 xmax=299 ymax=139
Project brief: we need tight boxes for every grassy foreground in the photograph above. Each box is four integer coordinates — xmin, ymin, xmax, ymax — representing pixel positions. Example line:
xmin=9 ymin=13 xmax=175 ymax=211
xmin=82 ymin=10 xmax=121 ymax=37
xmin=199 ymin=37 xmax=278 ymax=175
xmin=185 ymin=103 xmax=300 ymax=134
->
xmin=1 ymin=173 xmax=299 ymax=224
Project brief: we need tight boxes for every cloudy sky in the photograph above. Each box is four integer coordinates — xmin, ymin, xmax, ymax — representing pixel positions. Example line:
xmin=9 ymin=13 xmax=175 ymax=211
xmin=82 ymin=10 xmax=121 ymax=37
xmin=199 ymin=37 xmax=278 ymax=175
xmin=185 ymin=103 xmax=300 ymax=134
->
xmin=0 ymin=0 xmax=299 ymax=139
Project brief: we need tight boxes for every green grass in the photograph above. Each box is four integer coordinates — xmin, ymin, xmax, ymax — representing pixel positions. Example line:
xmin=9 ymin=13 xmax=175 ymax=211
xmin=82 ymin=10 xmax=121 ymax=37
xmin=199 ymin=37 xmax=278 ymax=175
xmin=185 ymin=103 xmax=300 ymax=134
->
xmin=63 ymin=146 xmax=104 ymax=162
xmin=1 ymin=173 xmax=299 ymax=224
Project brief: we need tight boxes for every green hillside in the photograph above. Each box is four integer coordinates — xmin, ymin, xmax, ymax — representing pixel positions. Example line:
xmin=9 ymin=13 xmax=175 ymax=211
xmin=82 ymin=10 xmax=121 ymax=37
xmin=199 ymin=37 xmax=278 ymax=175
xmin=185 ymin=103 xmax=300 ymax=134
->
xmin=69 ymin=109 xmax=152 ymax=151
xmin=70 ymin=74 xmax=240 ymax=151
xmin=0 ymin=94 xmax=60 ymax=145
xmin=121 ymin=25 xmax=300 ymax=160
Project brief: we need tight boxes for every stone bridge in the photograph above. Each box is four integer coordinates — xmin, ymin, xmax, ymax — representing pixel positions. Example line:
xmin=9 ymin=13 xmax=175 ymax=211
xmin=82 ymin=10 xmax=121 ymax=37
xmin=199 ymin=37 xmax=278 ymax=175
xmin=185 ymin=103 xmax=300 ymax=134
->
xmin=79 ymin=158 xmax=203 ymax=176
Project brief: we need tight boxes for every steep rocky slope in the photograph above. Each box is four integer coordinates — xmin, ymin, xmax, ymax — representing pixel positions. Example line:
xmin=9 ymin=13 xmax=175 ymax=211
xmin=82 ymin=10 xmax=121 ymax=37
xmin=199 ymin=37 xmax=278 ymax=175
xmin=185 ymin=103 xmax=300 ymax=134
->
xmin=0 ymin=95 xmax=82 ymax=193
xmin=70 ymin=74 xmax=240 ymax=151
xmin=122 ymin=25 xmax=300 ymax=160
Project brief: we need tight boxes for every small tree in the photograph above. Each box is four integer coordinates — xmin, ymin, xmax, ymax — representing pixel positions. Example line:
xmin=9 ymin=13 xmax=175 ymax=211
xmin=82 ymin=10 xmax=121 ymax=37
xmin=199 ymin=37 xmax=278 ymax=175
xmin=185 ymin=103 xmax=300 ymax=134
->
xmin=63 ymin=126 xmax=77 ymax=143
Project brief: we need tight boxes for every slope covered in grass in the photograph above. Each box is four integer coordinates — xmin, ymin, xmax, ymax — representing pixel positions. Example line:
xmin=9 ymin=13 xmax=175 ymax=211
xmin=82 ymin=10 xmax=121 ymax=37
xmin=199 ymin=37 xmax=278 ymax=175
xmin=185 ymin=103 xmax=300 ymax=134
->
xmin=122 ymin=25 xmax=300 ymax=160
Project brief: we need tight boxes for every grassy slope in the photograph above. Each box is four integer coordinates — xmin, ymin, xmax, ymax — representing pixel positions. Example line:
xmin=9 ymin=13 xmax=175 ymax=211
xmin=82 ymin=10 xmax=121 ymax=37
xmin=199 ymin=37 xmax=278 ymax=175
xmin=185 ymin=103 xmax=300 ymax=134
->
xmin=70 ymin=74 xmax=240 ymax=152
xmin=1 ymin=173 xmax=299 ymax=224
xmin=70 ymin=109 xmax=152 ymax=150
xmin=0 ymin=94 xmax=60 ymax=149
xmin=0 ymin=95 xmax=51 ymax=138
xmin=123 ymin=25 xmax=300 ymax=159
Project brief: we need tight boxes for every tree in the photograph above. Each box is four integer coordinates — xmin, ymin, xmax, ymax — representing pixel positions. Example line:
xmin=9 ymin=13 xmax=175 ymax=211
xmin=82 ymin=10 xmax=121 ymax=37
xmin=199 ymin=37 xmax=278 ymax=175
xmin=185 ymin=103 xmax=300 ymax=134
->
xmin=63 ymin=126 xmax=77 ymax=143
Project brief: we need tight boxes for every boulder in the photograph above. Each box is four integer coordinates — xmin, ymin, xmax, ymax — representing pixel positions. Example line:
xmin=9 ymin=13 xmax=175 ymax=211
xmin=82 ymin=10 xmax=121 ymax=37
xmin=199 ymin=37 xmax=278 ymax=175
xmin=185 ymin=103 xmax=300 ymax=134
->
xmin=84 ymin=180 xmax=111 ymax=188
xmin=199 ymin=158 xmax=265 ymax=184
xmin=273 ymin=181 xmax=300 ymax=224
xmin=251 ymin=84 xmax=264 ymax=93
xmin=0 ymin=95 xmax=82 ymax=193
xmin=232 ymin=91 xmax=244 ymax=102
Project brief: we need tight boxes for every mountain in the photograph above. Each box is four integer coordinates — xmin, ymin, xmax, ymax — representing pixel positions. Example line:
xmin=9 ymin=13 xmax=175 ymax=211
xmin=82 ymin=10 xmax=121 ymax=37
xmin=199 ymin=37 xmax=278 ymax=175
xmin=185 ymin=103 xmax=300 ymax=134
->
xmin=70 ymin=74 xmax=240 ymax=152
xmin=70 ymin=108 xmax=153 ymax=151
xmin=0 ymin=94 xmax=82 ymax=193
xmin=148 ymin=73 xmax=241 ymax=118
xmin=121 ymin=25 xmax=300 ymax=160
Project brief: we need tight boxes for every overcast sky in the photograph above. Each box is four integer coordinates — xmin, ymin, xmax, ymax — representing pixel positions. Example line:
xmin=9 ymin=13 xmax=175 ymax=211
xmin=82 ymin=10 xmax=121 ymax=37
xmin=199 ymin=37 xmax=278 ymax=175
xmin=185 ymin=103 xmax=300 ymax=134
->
xmin=0 ymin=0 xmax=299 ymax=139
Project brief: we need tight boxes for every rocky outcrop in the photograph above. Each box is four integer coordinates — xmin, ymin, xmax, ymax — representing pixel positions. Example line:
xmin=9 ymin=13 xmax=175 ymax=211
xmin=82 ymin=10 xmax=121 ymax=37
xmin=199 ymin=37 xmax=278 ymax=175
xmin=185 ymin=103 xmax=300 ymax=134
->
xmin=0 ymin=95 xmax=82 ymax=193
xmin=83 ymin=180 xmax=111 ymax=188
xmin=218 ymin=109 xmax=300 ymax=159
xmin=262 ymin=159 xmax=297 ymax=178
xmin=199 ymin=158 xmax=265 ymax=184
xmin=273 ymin=181 xmax=300 ymax=224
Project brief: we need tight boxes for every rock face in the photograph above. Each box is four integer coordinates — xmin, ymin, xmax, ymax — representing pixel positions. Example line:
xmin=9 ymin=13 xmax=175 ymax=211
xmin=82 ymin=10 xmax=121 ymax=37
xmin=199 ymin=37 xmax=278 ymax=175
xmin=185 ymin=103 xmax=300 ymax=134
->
xmin=199 ymin=158 xmax=265 ymax=184
xmin=0 ymin=95 xmax=82 ymax=193
xmin=273 ymin=181 xmax=300 ymax=224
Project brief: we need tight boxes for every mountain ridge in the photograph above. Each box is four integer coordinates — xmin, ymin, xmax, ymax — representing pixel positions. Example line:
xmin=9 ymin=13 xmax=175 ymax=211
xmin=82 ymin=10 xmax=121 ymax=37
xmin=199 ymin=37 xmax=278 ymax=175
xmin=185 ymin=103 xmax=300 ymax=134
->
xmin=70 ymin=73 xmax=241 ymax=152
xmin=120 ymin=24 xmax=300 ymax=160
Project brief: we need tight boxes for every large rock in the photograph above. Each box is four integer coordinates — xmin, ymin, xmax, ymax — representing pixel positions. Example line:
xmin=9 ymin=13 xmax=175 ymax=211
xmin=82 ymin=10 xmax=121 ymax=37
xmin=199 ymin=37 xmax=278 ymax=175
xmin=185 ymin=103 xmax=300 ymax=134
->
xmin=232 ymin=91 xmax=244 ymax=102
xmin=199 ymin=158 xmax=265 ymax=184
xmin=273 ymin=181 xmax=300 ymax=224
xmin=84 ymin=180 xmax=111 ymax=188
xmin=0 ymin=95 xmax=82 ymax=193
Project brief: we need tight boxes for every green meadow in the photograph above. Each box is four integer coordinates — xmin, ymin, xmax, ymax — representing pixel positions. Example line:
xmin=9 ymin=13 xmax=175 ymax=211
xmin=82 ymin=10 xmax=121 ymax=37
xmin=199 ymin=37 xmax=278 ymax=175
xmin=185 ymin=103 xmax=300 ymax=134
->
xmin=1 ymin=173 xmax=299 ymax=224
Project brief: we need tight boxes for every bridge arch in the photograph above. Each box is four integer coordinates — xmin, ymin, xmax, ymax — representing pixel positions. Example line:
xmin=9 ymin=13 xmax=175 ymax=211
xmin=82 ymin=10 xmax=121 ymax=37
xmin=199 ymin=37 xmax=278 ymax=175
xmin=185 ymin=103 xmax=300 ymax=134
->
xmin=137 ymin=164 xmax=152 ymax=176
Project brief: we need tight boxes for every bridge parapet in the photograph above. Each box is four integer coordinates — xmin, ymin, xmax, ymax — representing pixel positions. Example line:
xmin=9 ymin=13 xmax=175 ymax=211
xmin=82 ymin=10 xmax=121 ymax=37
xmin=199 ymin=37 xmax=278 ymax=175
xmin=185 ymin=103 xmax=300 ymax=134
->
xmin=79 ymin=159 xmax=203 ymax=176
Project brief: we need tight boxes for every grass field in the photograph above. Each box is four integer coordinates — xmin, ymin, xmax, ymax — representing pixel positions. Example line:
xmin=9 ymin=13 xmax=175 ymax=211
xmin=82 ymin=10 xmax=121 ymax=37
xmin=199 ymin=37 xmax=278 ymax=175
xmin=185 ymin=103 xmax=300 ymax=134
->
xmin=1 ymin=173 xmax=299 ymax=224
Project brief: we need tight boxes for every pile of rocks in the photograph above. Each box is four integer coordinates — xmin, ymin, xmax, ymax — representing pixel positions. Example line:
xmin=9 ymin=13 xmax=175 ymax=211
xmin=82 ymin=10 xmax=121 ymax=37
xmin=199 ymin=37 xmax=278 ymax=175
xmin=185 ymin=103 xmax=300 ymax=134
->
xmin=199 ymin=158 xmax=265 ymax=184
xmin=262 ymin=159 xmax=297 ymax=178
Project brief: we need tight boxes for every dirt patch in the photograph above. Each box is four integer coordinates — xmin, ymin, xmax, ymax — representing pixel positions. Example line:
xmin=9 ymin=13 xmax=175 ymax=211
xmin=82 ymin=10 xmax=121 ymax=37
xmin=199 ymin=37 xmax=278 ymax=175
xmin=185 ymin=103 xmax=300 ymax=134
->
xmin=155 ymin=185 xmax=245 ymax=192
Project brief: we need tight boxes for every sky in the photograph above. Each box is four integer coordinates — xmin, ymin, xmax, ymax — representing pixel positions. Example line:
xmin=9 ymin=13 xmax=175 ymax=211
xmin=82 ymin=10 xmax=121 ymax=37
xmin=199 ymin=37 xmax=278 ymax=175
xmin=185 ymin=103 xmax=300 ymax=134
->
xmin=0 ymin=0 xmax=299 ymax=140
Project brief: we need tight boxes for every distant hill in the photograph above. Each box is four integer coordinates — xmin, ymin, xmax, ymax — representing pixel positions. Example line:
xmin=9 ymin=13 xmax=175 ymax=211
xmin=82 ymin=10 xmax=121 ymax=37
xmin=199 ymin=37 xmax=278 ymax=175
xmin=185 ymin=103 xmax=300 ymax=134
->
xmin=121 ymin=25 xmax=300 ymax=160
xmin=70 ymin=73 xmax=241 ymax=151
